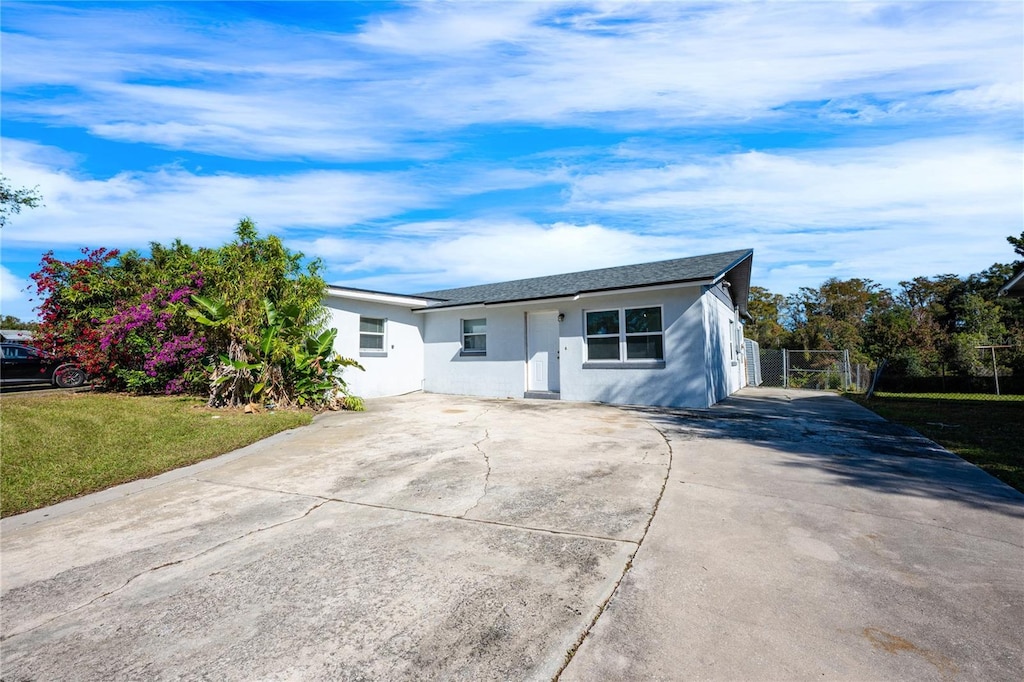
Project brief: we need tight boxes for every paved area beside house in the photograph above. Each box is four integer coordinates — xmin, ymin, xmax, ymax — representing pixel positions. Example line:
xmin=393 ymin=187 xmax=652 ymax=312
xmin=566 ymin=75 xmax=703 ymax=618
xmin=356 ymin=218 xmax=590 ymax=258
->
xmin=561 ymin=390 xmax=1024 ymax=681
xmin=2 ymin=389 xmax=1023 ymax=680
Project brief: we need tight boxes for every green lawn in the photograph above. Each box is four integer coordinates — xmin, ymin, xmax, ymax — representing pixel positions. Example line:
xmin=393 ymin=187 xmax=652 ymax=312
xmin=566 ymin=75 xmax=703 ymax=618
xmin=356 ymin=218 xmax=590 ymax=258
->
xmin=850 ymin=394 xmax=1024 ymax=494
xmin=872 ymin=391 xmax=1024 ymax=402
xmin=1 ymin=392 xmax=312 ymax=516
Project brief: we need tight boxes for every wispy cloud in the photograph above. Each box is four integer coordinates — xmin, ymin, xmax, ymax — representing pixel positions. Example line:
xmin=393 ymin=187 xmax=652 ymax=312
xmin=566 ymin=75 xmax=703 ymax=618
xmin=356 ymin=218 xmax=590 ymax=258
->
xmin=565 ymin=137 xmax=1021 ymax=229
xmin=304 ymin=219 xmax=688 ymax=294
xmin=3 ymin=2 xmax=1020 ymax=160
xmin=0 ymin=139 xmax=435 ymax=248
xmin=0 ymin=266 xmax=31 ymax=311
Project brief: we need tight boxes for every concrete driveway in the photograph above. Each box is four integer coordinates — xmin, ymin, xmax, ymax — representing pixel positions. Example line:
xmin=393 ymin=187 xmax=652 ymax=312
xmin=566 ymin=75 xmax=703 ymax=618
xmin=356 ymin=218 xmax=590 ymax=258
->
xmin=2 ymin=389 xmax=1022 ymax=680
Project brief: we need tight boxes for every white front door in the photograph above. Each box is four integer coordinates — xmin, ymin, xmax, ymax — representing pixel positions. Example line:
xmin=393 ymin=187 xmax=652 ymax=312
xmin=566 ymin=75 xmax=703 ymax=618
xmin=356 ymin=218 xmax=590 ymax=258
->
xmin=527 ymin=311 xmax=560 ymax=392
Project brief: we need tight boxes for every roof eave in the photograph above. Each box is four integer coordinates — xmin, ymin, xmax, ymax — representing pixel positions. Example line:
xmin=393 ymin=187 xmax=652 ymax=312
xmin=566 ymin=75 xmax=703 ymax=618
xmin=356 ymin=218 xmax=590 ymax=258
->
xmin=997 ymin=267 xmax=1024 ymax=297
xmin=325 ymin=286 xmax=438 ymax=308
xmin=412 ymin=279 xmax=714 ymax=313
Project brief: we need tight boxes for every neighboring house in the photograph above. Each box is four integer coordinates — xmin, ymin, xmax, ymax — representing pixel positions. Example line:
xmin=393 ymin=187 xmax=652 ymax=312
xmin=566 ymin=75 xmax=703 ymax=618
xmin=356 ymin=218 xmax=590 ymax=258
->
xmin=324 ymin=248 xmax=753 ymax=409
xmin=0 ymin=330 xmax=34 ymax=343
xmin=998 ymin=266 xmax=1024 ymax=298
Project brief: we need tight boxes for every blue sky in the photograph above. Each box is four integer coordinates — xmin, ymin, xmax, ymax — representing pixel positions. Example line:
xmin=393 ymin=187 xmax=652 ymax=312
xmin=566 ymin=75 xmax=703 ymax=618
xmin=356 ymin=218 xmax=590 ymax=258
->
xmin=2 ymin=1 xmax=1022 ymax=321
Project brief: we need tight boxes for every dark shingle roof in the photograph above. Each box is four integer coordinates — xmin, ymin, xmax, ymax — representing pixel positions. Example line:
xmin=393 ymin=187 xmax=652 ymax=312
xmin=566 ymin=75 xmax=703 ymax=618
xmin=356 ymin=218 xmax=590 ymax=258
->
xmin=415 ymin=249 xmax=753 ymax=309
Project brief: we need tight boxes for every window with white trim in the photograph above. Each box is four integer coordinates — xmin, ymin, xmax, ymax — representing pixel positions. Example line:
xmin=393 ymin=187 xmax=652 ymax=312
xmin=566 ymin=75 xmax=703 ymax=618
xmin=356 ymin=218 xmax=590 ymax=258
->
xmin=585 ymin=306 xmax=664 ymax=362
xmin=462 ymin=318 xmax=486 ymax=355
xmin=359 ymin=317 xmax=386 ymax=352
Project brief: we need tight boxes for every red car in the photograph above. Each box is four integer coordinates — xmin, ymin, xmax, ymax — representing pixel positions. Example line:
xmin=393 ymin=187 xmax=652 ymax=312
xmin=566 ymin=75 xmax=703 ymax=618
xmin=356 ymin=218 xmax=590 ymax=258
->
xmin=1 ymin=343 xmax=87 ymax=388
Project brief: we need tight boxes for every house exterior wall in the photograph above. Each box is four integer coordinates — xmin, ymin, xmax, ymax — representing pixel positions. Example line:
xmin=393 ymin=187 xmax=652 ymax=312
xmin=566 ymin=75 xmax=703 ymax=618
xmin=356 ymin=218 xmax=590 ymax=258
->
xmin=422 ymin=307 xmax=529 ymax=398
xmin=324 ymin=281 xmax=748 ymax=409
xmin=419 ymin=286 xmax=723 ymax=408
xmin=557 ymin=287 xmax=709 ymax=407
xmin=324 ymin=297 xmax=424 ymax=399
xmin=702 ymin=285 xmax=746 ymax=406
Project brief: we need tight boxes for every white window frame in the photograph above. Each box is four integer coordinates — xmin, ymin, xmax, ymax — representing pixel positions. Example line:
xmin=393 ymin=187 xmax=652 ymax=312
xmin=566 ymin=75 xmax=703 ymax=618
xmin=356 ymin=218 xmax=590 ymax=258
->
xmin=359 ymin=316 xmax=387 ymax=355
xmin=584 ymin=306 xmax=665 ymax=364
xmin=461 ymin=318 xmax=487 ymax=356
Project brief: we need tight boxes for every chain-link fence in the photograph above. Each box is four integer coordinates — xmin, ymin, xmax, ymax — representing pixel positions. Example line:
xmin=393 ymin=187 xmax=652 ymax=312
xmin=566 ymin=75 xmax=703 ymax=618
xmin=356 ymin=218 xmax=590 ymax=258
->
xmin=871 ymin=346 xmax=1022 ymax=397
xmin=756 ymin=349 xmax=853 ymax=391
xmin=750 ymin=345 xmax=1022 ymax=398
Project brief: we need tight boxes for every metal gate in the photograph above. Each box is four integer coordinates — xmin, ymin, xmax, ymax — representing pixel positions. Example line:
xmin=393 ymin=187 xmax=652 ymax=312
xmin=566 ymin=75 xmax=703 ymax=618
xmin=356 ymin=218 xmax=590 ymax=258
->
xmin=758 ymin=349 xmax=851 ymax=391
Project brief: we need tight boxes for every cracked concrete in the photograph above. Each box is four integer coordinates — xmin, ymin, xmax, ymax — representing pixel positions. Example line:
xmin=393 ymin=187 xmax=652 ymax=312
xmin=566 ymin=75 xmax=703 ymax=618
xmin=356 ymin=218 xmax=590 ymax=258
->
xmin=1 ymin=393 xmax=668 ymax=681
xmin=461 ymin=429 xmax=492 ymax=519
xmin=3 ymin=389 xmax=1022 ymax=681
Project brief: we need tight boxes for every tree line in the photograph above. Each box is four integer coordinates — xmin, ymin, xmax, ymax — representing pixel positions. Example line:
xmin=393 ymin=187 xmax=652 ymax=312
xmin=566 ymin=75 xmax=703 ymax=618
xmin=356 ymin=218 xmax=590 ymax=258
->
xmin=745 ymin=233 xmax=1024 ymax=378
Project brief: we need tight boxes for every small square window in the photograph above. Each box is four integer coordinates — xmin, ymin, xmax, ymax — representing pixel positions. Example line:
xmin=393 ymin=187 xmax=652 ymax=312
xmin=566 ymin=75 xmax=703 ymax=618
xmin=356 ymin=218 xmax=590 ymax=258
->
xmin=462 ymin=318 xmax=486 ymax=355
xmin=359 ymin=317 xmax=386 ymax=352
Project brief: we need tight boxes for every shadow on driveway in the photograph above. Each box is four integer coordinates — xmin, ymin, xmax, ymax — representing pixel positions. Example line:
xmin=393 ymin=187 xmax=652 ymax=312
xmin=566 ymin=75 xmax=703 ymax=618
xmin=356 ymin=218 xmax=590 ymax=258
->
xmin=625 ymin=388 xmax=1024 ymax=519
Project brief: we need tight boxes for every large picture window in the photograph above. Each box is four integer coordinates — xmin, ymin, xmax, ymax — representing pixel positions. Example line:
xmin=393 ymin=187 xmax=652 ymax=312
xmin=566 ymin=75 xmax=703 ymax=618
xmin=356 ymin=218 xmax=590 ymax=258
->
xmin=359 ymin=317 xmax=386 ymax=352
xmin=462 ymin=318 xmax=487 ymax=355
xmin=586 ymin=306 xmax=663 ymax=362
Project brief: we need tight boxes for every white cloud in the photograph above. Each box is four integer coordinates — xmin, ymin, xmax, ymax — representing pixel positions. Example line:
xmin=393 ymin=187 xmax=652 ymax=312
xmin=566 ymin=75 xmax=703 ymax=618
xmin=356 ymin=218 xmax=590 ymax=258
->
xmin=3 ymin=131 xmax=1019 ymax=303
xmin=2 ymin=2 xmax=1019 ymax=159
xmin=566 ymin=137 xmax=1022 ymax=231
xmin=0 ymin=139 xmax=434 ymax=249
xmin=0 ymin=265 xmax=29 ymax=303
xmin=0 ymin=265 xmax=34 ymax=320
xmin=305 ymin=219 xmax=692 ymax=294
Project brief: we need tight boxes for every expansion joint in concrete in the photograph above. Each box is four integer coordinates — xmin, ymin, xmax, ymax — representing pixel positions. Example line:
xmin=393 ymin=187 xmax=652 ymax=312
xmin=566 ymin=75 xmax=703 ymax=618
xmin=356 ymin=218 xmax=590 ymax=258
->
xmin=553 ymin=419 xmax=675 ymax=680
xmin=194 ymin=477 xmax=636 ymax=545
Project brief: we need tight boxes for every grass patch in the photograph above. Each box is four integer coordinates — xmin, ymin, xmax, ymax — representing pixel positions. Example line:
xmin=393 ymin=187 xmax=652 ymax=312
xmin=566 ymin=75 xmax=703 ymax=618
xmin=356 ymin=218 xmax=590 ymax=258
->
xmin=1 ymin=392 xmax=312 ymax=516
xmin=872 ymin=392 xmax=1024 ymax=402
xmin=850 ymin=394 xmax=1024 ymax=494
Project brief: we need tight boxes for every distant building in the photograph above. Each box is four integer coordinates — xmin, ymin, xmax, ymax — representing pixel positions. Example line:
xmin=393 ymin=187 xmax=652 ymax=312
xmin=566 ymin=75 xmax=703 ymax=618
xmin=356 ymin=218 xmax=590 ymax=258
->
xmin=0 ymin=330 xmax=35 ymax=343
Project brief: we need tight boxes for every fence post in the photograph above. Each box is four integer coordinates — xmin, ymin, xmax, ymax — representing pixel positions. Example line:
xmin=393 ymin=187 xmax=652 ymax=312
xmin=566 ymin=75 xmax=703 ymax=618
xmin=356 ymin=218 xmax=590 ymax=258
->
xmin=844 ymin=349 xmax=851 ymax=391
xmin=783 ymin=349 xmax=789 ymax=388
xmin=867 ymin=359 xmax=886 ymax=398
xmin=991 ymin=346 xmax=1000 ymax=396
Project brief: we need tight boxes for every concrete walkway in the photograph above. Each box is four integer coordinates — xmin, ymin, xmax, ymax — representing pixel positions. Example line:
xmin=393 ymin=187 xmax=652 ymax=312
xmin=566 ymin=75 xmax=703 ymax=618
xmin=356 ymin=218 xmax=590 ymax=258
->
xmin=2 ymin=389 xmax=1022 ymax=680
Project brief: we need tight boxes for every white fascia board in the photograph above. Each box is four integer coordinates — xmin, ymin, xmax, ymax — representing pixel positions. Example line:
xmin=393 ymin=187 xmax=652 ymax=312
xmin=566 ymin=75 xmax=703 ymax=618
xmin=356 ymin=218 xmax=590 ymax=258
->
xmin=325 ymin=286 xmax=433 ymax=308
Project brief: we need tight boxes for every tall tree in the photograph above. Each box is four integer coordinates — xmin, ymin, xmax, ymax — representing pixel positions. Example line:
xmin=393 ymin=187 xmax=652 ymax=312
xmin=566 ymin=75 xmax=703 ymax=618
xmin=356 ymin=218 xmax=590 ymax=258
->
xmin=746 ymin=286 xmax=787 ymax=348
xmin=0 ymin=175 xmax=43 ymax=228
xmin=1008 ymin=231 xmax=1024 ymax=259
xmin=783 ymin=278 xmax=887 ymax=362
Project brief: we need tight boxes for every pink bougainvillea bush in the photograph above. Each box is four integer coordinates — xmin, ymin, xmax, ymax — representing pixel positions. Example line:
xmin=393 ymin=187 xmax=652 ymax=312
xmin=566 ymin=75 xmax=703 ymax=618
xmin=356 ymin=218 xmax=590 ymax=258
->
xmin=29 ymin=219 xmax=363 ymax=408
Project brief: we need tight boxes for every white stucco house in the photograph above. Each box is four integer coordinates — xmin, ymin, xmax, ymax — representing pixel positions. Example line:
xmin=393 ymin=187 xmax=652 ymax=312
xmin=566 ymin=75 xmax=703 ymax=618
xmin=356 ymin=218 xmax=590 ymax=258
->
xmin=324 ymin=248 xmax=754 ymax=409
